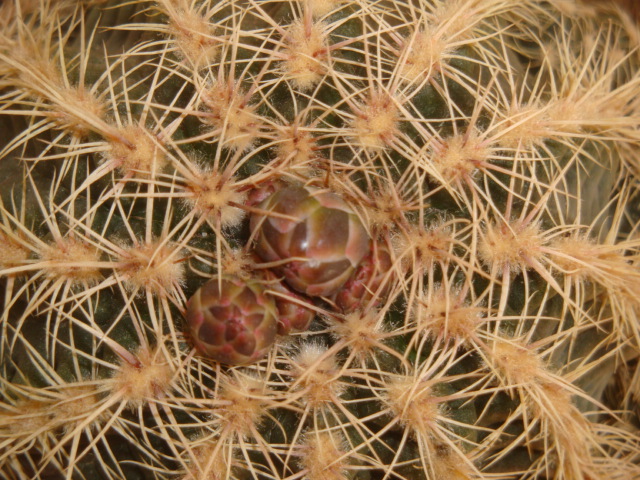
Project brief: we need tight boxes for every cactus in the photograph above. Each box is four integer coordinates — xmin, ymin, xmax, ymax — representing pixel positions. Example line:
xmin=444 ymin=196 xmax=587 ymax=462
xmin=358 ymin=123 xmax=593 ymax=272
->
xmin=1 ymin=0 xmax=640 ymax=479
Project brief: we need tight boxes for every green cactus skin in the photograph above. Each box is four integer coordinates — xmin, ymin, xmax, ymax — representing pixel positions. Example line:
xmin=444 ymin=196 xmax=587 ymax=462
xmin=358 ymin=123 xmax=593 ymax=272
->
xmin=0 ymin=1 xmax=640 ymax=479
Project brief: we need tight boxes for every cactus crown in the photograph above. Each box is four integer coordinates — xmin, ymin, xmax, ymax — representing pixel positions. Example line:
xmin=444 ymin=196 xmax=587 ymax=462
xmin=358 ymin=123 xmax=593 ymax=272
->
xmin=1 ymin=0 xmax=640 ymax=479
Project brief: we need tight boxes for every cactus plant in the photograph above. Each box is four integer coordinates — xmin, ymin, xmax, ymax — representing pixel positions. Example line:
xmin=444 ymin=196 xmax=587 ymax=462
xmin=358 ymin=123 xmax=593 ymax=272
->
xmin=1 ymin=0 xmax=640 ymax=479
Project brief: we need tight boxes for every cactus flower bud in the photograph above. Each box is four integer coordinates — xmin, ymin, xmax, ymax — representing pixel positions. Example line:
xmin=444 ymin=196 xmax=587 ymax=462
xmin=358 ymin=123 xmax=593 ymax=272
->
xmin=264 ymin=270 xmax=315 ymax=335
xmin=250 ymin=185 xmax=371 ymax=297
xmin=334 ymin=237 xmax=394 ymax=312
xmin=185 ymin=275 xmax=278 ymax=365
